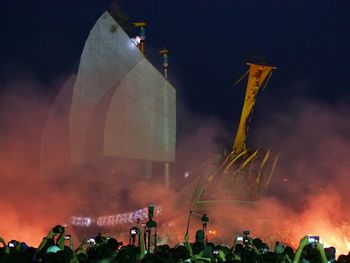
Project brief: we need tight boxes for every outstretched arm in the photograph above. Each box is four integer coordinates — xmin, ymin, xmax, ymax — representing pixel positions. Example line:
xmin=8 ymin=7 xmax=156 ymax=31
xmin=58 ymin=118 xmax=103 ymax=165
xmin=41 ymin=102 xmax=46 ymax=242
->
xmin=75 ymin=241 xmax=87 ymax=256
xmin=231 ymin=236 xmax=239 ymax=251
xmin=0 ymin=236 xmax=6 ymax=247
xmin=64 ymin=234 xmax=74 ymax=250
xmin=138 ymin=227 xmax=146 ymax=259
xmin=0 ymin=237 xmax=9 ymax=254
xmin=34 ymin=227 xmax=57 ymax=261
xmin=292 ymin=236 xmax=308 ymax=263
xmin=57 ymin=228 xmax=66 ymax=250
xmin=36 ymin=228 xmax=56 ymax=252
xmin=218 ymin=249 xmax=227 ymax=262
xmin=69 ymin=235 xmax=74 ymax=250
xmin=247 ymin=237 xmax=261 ymax=255
xmin=57 ymin=227 xmax=66 ymax=250
xmin=184 ymin=232 xmax=193 ymax=257
xmin=316 ymin=242 xmax=327 ymax=263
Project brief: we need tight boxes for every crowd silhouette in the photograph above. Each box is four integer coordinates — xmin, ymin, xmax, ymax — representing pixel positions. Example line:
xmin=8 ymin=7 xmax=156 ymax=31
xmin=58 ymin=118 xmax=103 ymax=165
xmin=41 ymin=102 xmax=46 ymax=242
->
xmin=1 ymin=218 xmax=350 ymax=263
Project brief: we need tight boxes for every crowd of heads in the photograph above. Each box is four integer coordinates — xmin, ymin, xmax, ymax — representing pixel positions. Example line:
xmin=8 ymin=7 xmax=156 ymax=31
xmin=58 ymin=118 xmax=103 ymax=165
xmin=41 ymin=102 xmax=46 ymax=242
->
xmin=1 ymin=223 xmax=350 ymax=263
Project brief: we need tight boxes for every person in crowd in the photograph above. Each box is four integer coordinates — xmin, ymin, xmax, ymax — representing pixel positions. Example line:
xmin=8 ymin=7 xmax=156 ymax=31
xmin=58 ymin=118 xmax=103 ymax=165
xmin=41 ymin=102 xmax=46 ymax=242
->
xmin=292 ymin=236 xmax=327 ymax=263
xmin=2 ymin=225 xmax=350 ymax=262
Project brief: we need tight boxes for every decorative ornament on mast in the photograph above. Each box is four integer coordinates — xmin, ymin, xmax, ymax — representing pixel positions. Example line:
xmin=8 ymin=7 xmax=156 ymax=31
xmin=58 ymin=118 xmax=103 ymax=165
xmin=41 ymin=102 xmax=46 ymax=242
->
xmin=160 ymin=47 xmax=169 ymax=79
xmin=133 ymin=21 xmax=146 ymax=54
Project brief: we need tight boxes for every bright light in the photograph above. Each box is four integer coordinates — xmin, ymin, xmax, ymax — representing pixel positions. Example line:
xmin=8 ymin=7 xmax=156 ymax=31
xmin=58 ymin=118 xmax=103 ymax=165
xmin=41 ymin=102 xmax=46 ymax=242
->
xmin=184 ymin=171 xmax=191 ymax=178
xmin=131 ymin=36 xmax=141 ymax=46
xmin=208 ymin=230 xmax=218 ymax=236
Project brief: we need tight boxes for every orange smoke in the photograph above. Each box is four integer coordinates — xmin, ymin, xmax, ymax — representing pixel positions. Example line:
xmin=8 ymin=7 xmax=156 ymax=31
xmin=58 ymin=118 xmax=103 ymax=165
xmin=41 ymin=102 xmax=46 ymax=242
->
xmin=1 ymin=76 xmax=350 ymax=259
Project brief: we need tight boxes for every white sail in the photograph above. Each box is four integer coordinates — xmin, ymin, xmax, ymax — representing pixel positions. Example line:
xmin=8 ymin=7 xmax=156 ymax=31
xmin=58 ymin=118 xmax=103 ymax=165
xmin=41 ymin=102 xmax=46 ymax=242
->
xmin=41 ymin=11 xmax=176 ymax=176
xmin=104 ymin=59 xmax=176 ymax=162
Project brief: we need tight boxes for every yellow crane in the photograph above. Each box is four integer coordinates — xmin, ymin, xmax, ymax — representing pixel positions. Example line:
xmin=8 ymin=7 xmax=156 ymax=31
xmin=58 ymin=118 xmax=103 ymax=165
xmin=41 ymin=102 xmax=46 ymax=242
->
xmin=192 ymin=63 xmax=279 ymax=207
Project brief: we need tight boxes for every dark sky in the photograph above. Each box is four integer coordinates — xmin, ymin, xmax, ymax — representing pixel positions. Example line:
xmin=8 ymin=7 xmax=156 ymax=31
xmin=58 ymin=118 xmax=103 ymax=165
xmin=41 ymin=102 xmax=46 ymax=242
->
xmin=1 ymin=0 xmax=350 ymax=126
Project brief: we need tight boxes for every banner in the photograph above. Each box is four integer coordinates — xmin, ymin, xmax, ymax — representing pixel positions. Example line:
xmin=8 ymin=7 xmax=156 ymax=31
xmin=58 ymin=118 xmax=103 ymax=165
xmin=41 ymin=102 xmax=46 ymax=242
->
xmin=70 ymin=206 xmax=161 ymax=227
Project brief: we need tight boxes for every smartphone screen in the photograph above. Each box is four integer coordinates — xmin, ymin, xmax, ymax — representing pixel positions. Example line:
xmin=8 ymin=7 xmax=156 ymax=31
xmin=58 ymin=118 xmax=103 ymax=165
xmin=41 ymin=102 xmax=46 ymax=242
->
xmin=308 ymin=236 xmax=319 ymax=243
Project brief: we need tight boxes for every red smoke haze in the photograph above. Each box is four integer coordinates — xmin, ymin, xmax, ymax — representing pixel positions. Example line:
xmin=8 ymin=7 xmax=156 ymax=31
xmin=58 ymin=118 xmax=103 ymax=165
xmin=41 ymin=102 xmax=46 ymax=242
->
xmin=0 ymin=79 xmax=350 ymax=256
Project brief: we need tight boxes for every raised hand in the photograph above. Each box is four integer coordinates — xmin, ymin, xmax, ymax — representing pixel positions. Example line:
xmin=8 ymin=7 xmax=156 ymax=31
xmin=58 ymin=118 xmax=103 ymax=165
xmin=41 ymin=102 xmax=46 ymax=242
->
xmin=299 ymin=236 xmax=309 ymax=249
xmin=274 ymin=242 xmax=285 ymax=254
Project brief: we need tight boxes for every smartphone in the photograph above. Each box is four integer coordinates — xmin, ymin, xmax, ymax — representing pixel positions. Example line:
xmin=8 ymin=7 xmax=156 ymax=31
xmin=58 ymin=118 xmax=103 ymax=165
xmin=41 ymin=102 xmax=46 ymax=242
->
xmin=236 ymin=236 xmax=244 ymax=242
xmin=243 ymin=237 xmax=249 ymax=244
xmin=52 ymin=225 xmax=63 ymax=234
xmin=8 ymin=242 xmax=15 ymax=248
xmin=87 ymin=238 xmax=96 ymax=244
xmin=308 ymin=236 xmax=319 ymax=244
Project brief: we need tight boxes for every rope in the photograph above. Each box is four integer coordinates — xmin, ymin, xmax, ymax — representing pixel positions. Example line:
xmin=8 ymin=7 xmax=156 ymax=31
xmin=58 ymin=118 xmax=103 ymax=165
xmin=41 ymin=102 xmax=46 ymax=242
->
xmin=261 ymin=71 xmax=273 ymax=90
xmin=234 ymin=69 xmax=250 ymax=86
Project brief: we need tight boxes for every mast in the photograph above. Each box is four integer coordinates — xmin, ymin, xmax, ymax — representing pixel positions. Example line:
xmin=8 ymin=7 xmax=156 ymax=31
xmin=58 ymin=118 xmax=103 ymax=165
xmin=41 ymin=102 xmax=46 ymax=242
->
xmin=160 ymin=48 xmax=169 ymax=79
xmin=160 ymin=47 xmax=170 ymax=187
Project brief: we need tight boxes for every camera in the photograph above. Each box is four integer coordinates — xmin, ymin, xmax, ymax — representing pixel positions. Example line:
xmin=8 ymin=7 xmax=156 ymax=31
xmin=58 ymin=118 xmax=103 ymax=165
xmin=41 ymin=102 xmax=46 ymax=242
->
xmin=148 ymin=205 xmax=154 ymax=219
xmin=243 ymin=230 xmax=250 ymax=236
xmin=146 ymin=219 xmax=157 ymax=228
xmin=213 ymin=250 xmax=219 ymax=255
xmin=64 ymin=235 xmax=71 ymax=240
xmin=201 ymin=214 xmax=209 ymax=223
xmin=52 ymin=225 xmax=64 ymax=234
xmin=242 ymin=230 xmax=250 ymax=245
xmin=130 ymin=229 xmax=137 ymax=235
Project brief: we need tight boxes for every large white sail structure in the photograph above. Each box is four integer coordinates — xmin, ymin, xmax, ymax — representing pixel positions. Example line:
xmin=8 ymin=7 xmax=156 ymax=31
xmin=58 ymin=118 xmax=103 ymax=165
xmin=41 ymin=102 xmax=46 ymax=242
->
xmin=41 ymin=12 xmax=176 ymax=178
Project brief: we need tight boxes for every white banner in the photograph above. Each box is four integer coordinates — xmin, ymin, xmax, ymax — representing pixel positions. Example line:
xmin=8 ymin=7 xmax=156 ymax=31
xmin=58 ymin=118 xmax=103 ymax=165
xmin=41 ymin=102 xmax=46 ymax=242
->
xmin=70 ymin=206 xmax=161 ymax=227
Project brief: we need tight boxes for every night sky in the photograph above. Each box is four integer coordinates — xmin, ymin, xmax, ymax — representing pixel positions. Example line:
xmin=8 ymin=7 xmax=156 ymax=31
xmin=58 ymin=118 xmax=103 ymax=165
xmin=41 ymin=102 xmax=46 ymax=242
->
xmin=1 ymin=0 xmax=350 ymax=135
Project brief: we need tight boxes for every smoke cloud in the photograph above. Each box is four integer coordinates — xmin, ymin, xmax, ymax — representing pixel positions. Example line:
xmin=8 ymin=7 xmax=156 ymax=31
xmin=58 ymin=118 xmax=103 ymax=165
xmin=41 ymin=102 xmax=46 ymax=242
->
xmin=1 ymin=76 xmax=350 ymax=256
xmin=0 ymin=76 xmax=79 ymax=246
